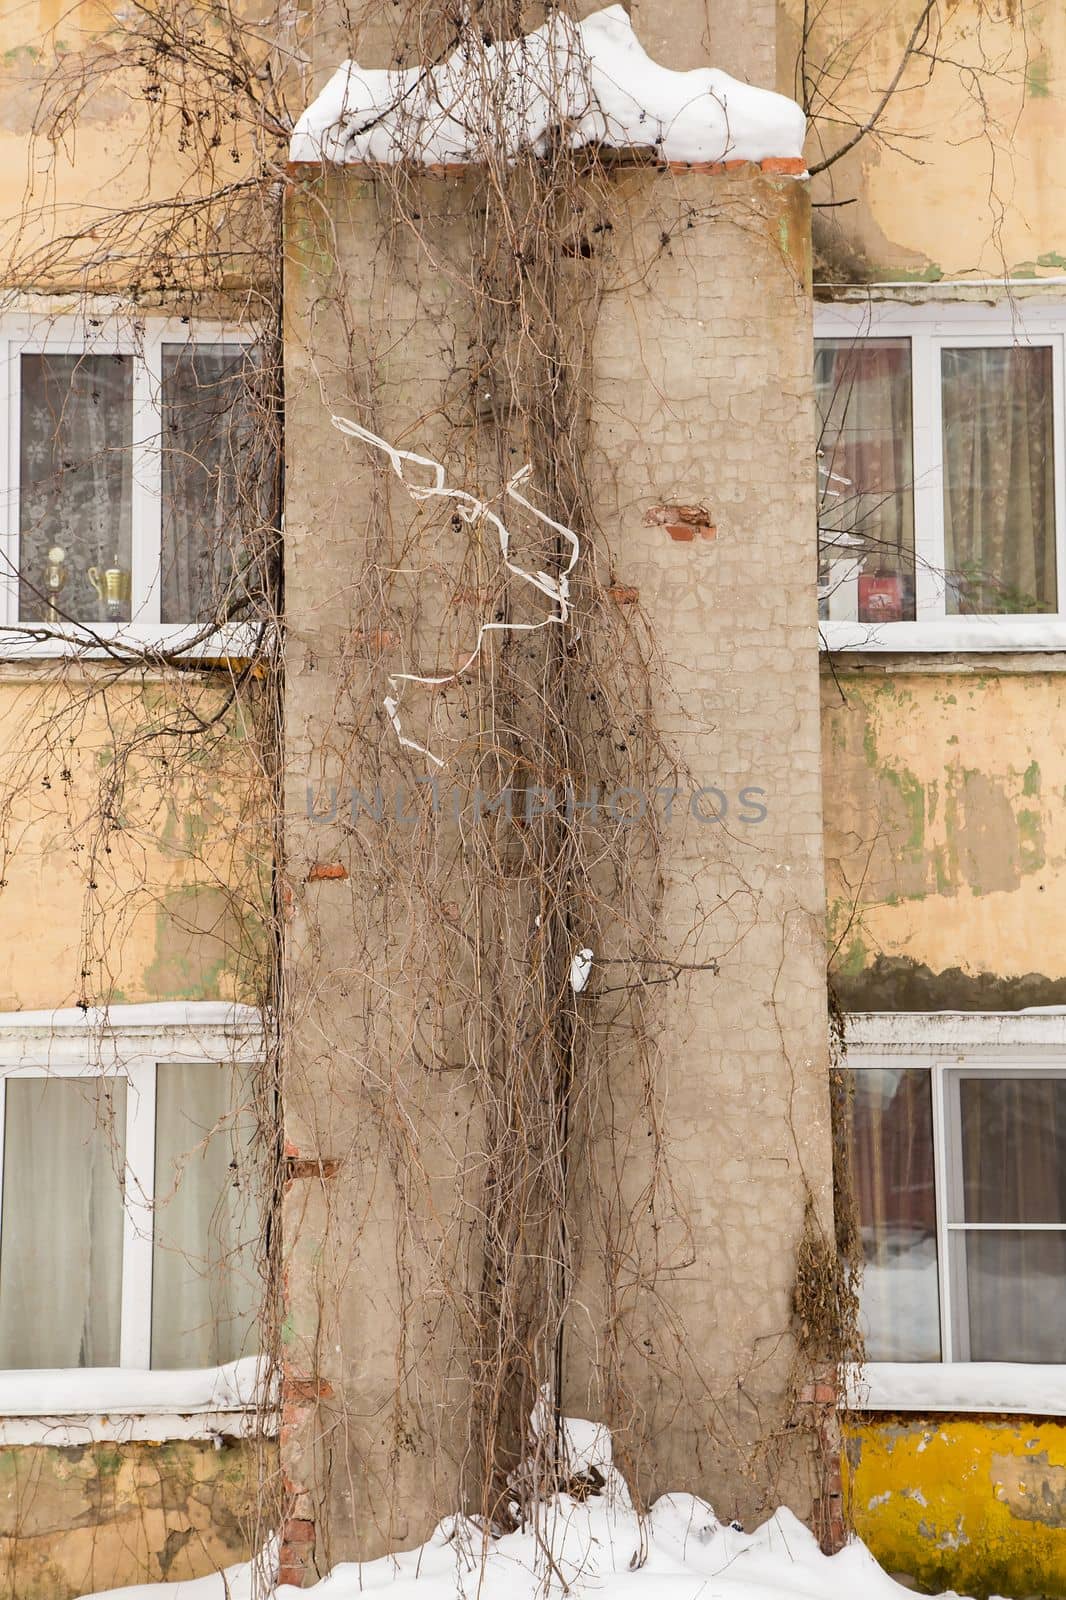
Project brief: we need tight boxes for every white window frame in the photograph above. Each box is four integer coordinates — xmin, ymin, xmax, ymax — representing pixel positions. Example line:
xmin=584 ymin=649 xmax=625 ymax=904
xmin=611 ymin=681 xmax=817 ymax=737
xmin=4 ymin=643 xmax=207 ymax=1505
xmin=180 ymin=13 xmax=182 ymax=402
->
xmin=0 ymin=312 xmax=259 ymax=661
xmin=841 ymin=1010 xmax=1066 ymax=1416
xmin=817 ymin=298 xmax=1066 ymax=653
xmin=0 ymin=1001 xmax=270 ymax=1443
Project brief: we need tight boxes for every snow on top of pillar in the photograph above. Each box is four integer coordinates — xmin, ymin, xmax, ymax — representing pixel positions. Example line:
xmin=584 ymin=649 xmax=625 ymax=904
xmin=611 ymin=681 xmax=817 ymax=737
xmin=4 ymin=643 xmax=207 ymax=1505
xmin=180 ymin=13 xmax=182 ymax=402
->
xmin=288 ymin=6 xmax=806 ymax=169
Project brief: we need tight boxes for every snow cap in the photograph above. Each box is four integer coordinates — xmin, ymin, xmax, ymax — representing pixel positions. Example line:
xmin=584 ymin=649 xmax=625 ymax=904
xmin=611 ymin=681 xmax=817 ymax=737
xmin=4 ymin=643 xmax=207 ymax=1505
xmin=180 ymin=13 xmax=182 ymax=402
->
xmin=290 ymin=6 xmax=806 ymax=169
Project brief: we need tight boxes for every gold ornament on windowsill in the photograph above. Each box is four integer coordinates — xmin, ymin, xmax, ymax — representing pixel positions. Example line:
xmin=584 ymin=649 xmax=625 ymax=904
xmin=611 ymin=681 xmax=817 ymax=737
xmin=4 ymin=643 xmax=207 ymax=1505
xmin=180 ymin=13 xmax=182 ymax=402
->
xmin=88 ymin=561 xmax=131 ymax=621
xmin=43 ymin=546 xmax=67 ymax=624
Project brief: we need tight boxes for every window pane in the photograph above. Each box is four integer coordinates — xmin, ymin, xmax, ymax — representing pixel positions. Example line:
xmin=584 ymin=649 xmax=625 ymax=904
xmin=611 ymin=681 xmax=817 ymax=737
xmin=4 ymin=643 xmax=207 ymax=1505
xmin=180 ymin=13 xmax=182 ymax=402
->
xmin=846 ymin=1067 xmax=941 ymax=1360
xmin=19 ymin=354 xmax=133 ymax=625
xmin=815 ymin=338 xmax=916 ymax=623
xmin=161 ymin=344 xmax=252 ymax=625
xmin=954 ymin=1230 xmax=1066 ymax=1362
xmin=152 ymin=1063 xmax=261 ymax=1368
xmin=0 ymin=1077 xmax=126 ymax=1367
xmin=959 ymin=1075 xmax=1066 ymax=1224
xmin=942 ymin=345 xmax=1057 ymax=614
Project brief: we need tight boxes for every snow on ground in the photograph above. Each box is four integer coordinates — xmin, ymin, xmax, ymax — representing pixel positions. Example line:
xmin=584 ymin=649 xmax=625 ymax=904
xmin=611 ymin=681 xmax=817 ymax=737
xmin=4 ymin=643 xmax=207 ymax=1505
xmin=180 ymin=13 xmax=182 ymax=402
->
xmin=76 ymin=1415 xmax=987 ymax=1600
xmin=289 ymin=5 xmax=806 ymax=167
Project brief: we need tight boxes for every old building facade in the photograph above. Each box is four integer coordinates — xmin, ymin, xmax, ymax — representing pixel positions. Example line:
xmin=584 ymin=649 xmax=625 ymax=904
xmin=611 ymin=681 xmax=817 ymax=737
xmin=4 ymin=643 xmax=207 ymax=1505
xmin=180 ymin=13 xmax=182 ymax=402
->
xmin=0 ymin=0 xmax=1061 ymax=1595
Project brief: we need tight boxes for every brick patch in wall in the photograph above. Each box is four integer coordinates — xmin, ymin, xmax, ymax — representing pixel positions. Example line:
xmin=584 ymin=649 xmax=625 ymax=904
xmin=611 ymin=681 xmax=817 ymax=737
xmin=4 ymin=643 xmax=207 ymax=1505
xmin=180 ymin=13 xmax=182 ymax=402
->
xmin=287 ymin=155 xmax=808 ymax=181
xmin=279 ymin=1372 xmax=336 ymax=1586
xmin=644 ymin=503 xmax=717 ymax=543
xmin=284 ymin=1154 xmax=342 ymax=1181
xmin=307 ymin=861 xmax=348 ymax=882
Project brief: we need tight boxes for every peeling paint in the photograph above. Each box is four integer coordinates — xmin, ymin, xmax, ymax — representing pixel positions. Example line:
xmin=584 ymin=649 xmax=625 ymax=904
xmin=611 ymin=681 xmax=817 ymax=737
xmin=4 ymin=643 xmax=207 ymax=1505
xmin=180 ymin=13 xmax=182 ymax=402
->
xmin=844 ymin=1417 xmax=1066 ymax=1598
xmin=822 ymin=672 xmax=1066 ymax=989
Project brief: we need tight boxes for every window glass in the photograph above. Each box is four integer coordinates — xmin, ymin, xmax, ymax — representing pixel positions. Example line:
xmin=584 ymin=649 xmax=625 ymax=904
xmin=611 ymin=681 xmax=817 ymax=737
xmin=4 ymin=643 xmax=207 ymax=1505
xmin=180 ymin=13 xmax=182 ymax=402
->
xmin=19 ymin=354 xmax=133 ymax=625
xmin=0 ymin=1077 xmax=127 ymax=1367
xmin=954 ymin=1231 xmax=1066 ymax=1363
xmin=847 ymin=1067 xmax=940 ymax=1360
xmin=151 ymin=1062 xmax=261 ymax=1368
xmin=952 ymin=1073 xmax=1066 ymax=1362
xmin=959 ymin=1075 xmax=1066 ymax=1224
xmin=160 ymin=344 xmax=252 ymax=625
xmin=815 ymin=338 xmax=916 ymax=624
xmin=942 ymin=345 xmax=1057 ymax=614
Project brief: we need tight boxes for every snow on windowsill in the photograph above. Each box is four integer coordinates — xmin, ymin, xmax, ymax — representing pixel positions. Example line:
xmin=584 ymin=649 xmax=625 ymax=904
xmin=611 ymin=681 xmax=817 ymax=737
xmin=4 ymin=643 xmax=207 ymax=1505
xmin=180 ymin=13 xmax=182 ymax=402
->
xmin=0 ymin=1357 xmax=276 ymax=1444
xmin=0 ymin=1355 xmax=266 ymax=1415
xmin=844 ymin=1362 xmax=1066 ymax=1417
xmin=289 ymin=6 xmax=806 ymax=170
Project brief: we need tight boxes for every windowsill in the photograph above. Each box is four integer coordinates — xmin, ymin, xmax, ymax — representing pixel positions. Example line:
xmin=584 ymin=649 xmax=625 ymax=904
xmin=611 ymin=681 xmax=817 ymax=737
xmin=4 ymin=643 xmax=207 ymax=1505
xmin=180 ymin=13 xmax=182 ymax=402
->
xmin=843 ymin=1362 xmax=1066 ymax=1417
xmin=821 ymin=618 xmax=1066 ymax=654
xmin=0 ymin=620 xmax=261 ymax=664
xmin=0 ymin=1356 xmax=275 ymax=1444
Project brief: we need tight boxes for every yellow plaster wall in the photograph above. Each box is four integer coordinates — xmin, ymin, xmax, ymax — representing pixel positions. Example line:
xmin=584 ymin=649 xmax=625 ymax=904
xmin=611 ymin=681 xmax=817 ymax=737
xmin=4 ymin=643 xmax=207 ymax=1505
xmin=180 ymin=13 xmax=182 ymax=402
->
xmin=778 ymin=0 xmax=1066 ymax=280
xmin=822 ymin=666 xmax=1066 ymax=1007
xmin=844 ymin=1416 xmax=1066 ymax=1598
xmin=0 ymin=1438 xmax=271 ymax=1600
xmin=0 ymin=668 xmax=266 ymax=1012
xmin=0 ymin=0 xmax=265 ymax=289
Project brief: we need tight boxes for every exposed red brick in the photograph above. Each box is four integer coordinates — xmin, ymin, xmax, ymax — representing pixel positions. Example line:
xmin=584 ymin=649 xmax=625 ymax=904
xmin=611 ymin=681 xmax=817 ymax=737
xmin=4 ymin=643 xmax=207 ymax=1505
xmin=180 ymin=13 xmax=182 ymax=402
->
xmin=797 ymin=1381 xmax=838 ymax=1404
xmin=285 ymin=1155 xmax=342 ymax=1181
xmin=761 ymin=156 xmax=807 ymax=174
xmin=307 ymin=861 xmax=348 ymax=882
xmin=698 ymin=524 xmax=718 ymax=542
xmin=725 ymin=158 xmax=753 ymax=171
xmin=665 ymin=524 xmax=696 ymax=542
xmin=608 ymin=585 xmax=640 ymax=605
xmin=644 ymin=503 xmax=712 ymax=528
xmin=283 ymin=1376 xmax=335 ymax=1403
xmin=353 ymin=627 xmax=399 ymax=653
xmin=284 ymin=1518 xmax=316 ymax=1544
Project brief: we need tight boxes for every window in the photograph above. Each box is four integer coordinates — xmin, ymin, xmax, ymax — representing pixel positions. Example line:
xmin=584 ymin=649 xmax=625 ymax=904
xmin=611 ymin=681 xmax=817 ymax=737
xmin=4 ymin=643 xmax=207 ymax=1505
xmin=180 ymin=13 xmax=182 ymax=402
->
xmin=2 ymin=316 xmax=260 ymax=654
xmin=816 ymin=299 xmax=1066 ymax=651
xmin=0 ymin=1004 xmax=263 ymax=1431
xmin=843 ymin=1014 xmax=1066 ymax=1415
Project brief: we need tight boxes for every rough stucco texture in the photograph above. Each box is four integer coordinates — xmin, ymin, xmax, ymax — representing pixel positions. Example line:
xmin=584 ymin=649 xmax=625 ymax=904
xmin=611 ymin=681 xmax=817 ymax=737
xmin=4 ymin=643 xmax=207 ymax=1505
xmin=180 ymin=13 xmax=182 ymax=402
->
xmin=844 ymin=1416 xmax=1066 ymax=1599
xmin=281 ymin=160 xmax=832 ymax=1568
xmin=0 ymin=1438 xmax=266 ymax=1600
xmin=571 ymin=167 xmax=832 ymax=1523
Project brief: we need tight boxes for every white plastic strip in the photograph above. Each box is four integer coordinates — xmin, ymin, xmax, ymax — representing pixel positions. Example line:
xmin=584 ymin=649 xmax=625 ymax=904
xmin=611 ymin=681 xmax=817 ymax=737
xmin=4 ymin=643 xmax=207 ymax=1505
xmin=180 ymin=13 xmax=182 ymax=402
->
xmin=332 ymin=413 xmax=581 ymax=769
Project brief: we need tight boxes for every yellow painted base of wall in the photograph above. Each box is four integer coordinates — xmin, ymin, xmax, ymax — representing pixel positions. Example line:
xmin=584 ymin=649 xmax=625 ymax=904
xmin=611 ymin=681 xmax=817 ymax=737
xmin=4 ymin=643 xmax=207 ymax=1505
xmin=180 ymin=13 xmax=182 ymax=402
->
xmin=844 ymin=1417 xmax=1066 ymax=1598
xmin=0 ymin=1438 xmax=271 ymax=1600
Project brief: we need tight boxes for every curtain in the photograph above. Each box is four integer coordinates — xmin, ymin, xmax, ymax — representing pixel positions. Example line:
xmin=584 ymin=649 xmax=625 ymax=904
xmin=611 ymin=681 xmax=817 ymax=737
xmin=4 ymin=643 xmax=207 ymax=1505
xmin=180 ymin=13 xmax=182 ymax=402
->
xmin=151 ymin=1062 xmax=262 ymax=1369
xmin=815 ymin=338 xmax=915 ymax=617
xmin=160 ymin=345 xmax=252 ymax=625
xmin=0 ymin=1077 xmax=127 ymax=1368
xmin=956 ymin=1074 xmax=1066 ymax=1362
xmin=942 ymin=346 xmax=1057 ymax=614
xmin=846 ymin=1067 xmax=941 ymax=1361
xmin=19 ymin=354 xmax=133 ymax=625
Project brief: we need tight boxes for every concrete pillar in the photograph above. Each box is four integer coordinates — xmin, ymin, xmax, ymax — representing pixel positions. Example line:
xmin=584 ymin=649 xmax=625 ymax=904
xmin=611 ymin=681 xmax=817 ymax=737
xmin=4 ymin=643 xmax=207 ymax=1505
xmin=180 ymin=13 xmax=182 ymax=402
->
xmin=280 ymin=149 xmax=829 ymax=1571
